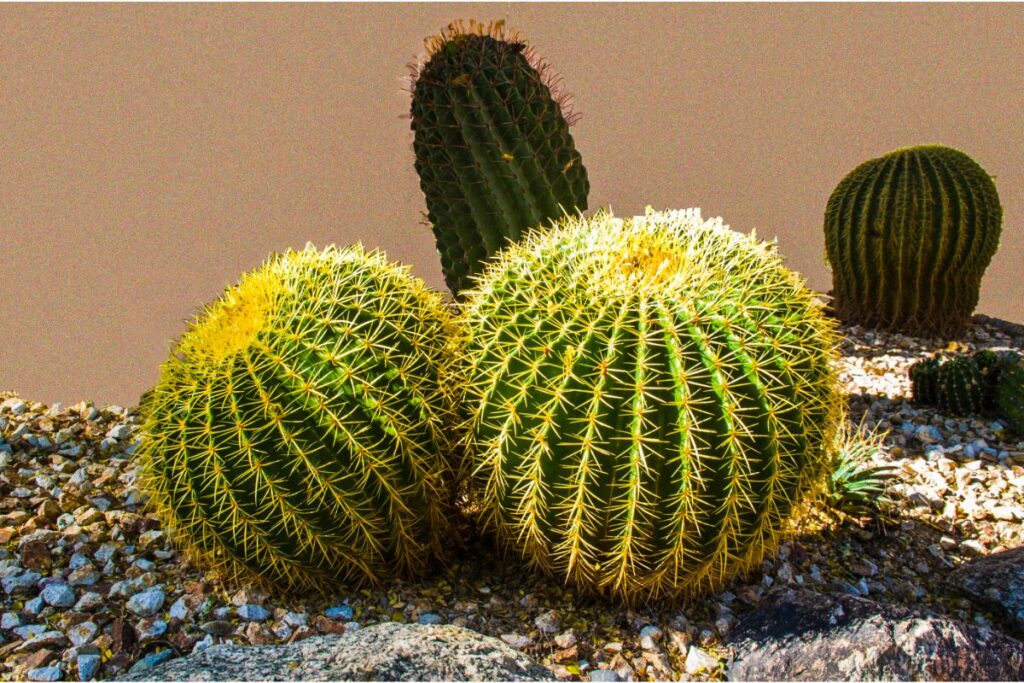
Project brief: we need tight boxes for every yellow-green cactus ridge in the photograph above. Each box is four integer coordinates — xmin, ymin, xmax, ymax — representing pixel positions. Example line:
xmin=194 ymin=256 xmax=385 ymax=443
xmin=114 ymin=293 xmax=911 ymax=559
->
xmin=461 ymin=208 xmax=845 ymax=603
xmin=138 ymin=243 xmax=463 ymax=593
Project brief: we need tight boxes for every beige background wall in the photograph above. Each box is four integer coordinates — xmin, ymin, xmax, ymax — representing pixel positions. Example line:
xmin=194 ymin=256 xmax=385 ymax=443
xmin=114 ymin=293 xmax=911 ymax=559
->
xmin=2 ymin=3 xmax=1022 ymax=407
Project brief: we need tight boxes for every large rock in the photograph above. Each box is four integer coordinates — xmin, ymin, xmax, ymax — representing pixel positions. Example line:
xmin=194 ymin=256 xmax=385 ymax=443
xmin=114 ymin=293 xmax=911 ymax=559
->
xmin=724 ymin=588 xmax=1024 ymax=681
xmin=948 ymin=545 xmax=1024 ymax=637
xmin=122 ymin=623 xmax=556 ymax=681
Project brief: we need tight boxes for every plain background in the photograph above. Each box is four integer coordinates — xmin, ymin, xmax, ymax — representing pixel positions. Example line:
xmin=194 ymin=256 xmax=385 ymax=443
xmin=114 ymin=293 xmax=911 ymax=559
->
xmin=2 ymin=3 xmax=1022 ymax=407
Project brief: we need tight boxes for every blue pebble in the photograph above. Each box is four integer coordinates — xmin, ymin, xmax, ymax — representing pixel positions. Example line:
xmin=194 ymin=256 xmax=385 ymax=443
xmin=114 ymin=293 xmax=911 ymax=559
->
xmin=76 ymin=654 xmax=101 ymax=682
xmin=417 ymin=612 xmax=443 ymax=625
xmin=237 ymin=604 xmax=272 ymax=622
xmin=128 ymin=649 xmax=174 ymax=673
xmin=26 ymin=666 xmax=63 ymax=682
xmin=325 ymin=605 xmax=354 ymax=620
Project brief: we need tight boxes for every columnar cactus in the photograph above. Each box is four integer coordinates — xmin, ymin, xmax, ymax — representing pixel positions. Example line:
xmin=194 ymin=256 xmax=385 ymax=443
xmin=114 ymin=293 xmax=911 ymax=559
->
xmin=138 ymin=244 xmax=462 ymax=592
xmin=461 ymin=208 xmax=844 ymax=602
xmin=410 ymin=20 xmax=589 ymax=297
xmin=824 ymin=145 xmax=1002 ymax=337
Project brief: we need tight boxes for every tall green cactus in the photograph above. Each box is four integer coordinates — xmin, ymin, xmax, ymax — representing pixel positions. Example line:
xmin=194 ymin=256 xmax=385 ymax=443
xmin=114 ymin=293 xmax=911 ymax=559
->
xmin=461 ymin=208 xmax=844 ymax=602
xmin=410 ymin=20 xmax=589 ymax=298
xmin=824 ymin=145 xmax=1002 ymax=337
xmin=138 ymin=244 xmax=462 ymax=592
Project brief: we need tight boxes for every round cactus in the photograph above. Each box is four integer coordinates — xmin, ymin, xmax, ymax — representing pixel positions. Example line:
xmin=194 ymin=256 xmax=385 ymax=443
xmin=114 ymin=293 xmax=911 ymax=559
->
xmin=824 ymin=145 xmax=1002 ymax=337
xmin=461 ymin=208 xmax=845 ymax=602
xmin=138 ymin=244 xmax=462 ymax=592
xmin=995 ymin=359 xmax=1024 ymax=435
xmin=410 ymin=19 xmax=589 ymax=298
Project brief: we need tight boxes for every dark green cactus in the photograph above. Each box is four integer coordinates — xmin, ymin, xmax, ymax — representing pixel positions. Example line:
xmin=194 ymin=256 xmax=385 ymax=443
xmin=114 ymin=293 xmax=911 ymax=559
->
xmin=461 ymin=208 xmax=844 ymax=602
xmin=995 ymin=358 xmax=1024 ymax=434
xmin=138 ymin=244 xmax=463 ymax=593
xmin=824 ymin=145 xmax=1002 ymax=337
xmin=410 ymin=20 xmax=589 ymax=297
xmin=909 ymin=349 xmax=1023 ymax=425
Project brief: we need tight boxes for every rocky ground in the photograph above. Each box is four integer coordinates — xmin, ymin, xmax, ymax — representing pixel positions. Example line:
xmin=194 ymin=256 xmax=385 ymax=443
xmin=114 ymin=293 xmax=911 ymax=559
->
xmin=1 ymin=316 xmax=1022 ymax=682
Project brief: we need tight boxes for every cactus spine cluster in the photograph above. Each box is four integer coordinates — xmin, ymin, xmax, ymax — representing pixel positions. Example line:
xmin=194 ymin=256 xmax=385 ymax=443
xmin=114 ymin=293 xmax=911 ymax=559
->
xmin=824 ymin=145 xmax=1002 ymax=337
xmin=461 ymin=208 xmax=844 ymax=602
xmin=138 ymin=244 xmax=462 ymax=592
xmin=410 ymin=20 xmax=589 ymax=297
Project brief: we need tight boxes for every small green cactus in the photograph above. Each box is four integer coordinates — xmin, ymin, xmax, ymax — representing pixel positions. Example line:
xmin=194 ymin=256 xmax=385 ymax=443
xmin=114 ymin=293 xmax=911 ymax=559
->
xmin=461 ymin=208 xmax=845 ymax=602
xmin=995 ymin=358 xmax=1024 ymax=434
xmin=914 ymin=355 xmax=987 ymax=415
xmin=824 ymin=145 xmax=1002 ymax=337
xmin=138 ymin=244 xmax=462 ymax=592
xmin=410 ymin=20 xmax=589 ymax=298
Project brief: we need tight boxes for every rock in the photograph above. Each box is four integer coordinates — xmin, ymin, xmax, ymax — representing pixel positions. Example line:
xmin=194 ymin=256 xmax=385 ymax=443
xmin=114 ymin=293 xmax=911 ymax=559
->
xmin=126 ymin=588 xmax=165 ymax=617
xmin=417 ymin=613 xmax=443 ymax=625
xmin=588 ymin=670 xmax=621 ymax=682
xmin=684 ymin=645 xmax=719 ymax=675
xmin=725 ymin=588 xmax=1024 ymax=680
xmin=324 ymin=605 xmax=353 ymax=621
xmin=15 ymin=631 xmax=68 ymax=652
xmin=40 ymin=583 xmax=76 ymax=608
xmin=948 ymin=545 xmax=1024 ymax=637
xmin=73 ymin=593 xmax=104 ymax=612
xmin=237 ymin=604 xmax=271 ymax=622
xmin=534 ymin=610 xmax=560 ymax=636
xmin=3 ymin=571 xmax=41 ymax=595
xmin=76 ymin=653 xmax=101 ymax=681
xmin=66 ymin=622 xmax=98 ymax=647
xmin=26 ymin=666 xmax=63 ymax=681
xmin=554 ymin=630 xmax=576 ymax=649
xmin=121 ymin=625 xmax=555 ymax=681
xmin=500 ymin=633 xmax=533 ymax=649
xmin=639 ymin=625 xmax=663 ymax=650
xmin=200 ymin=621 xmax=235 ymax=637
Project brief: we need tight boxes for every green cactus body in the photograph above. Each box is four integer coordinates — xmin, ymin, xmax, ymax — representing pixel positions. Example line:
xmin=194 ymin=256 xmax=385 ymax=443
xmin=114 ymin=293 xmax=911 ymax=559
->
xmin=935 ymin=356 xmax=986 ymax=415
xmin=824 ymin=145 xmax=1002 ymax=337
xmin=461 ymin=208 xmax=844 ymax=602
xmin=410 ymin=20 xmax=589 ymax=297
xmin=909 ymin=357 xmax=942 ymax=408
xmin=138 ymin=244 xmax=461 ymax=592
xmin=995 ymin=359 xmax=1024 ymax=434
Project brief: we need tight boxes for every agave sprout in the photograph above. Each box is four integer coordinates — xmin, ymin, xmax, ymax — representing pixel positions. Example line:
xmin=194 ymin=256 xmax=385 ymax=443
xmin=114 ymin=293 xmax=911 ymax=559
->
xmin=825 ymin=422 xmax=899 ymax=520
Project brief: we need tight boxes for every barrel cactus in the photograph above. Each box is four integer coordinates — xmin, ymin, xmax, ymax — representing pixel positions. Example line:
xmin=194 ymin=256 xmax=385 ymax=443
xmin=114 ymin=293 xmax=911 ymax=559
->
xmin=138 ymin=244 xmax=462 ymax=592
xmin=461 ymin=208 xmax=845 ymax=602
xmin=410 ymin=19 xmax=589 ymax=298
xmin=824 ymin=144 xmax=1002 ymax=337
xmin=995 ymin=359 xmax=1024 ymax=434
xmin=909 ymin=354 xmax=986 ymax=415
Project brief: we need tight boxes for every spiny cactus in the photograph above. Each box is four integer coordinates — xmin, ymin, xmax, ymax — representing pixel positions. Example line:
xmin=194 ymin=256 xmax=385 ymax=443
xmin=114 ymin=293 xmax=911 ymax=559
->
xmin=410 ymin=19 xmax=589 ymax=298
xmin=461 ymin=208 xmax=845 ymax=602
xmin=825 ymin=423 xmax=897 ymax=520
xmin=824 ymin=145 xmax=1002 ymax=337
xmin=909 ymin=354 xmax=986 ymax=415
xmin=138 ymin=244 xmax=462 ymax=593
xmin=995 ymin=359 xmax=1024 ymax=434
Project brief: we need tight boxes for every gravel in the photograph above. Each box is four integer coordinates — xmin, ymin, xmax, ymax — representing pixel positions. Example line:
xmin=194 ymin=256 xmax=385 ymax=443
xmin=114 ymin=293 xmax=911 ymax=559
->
xmin=0 ymin=315 xmax=1022 ymax=681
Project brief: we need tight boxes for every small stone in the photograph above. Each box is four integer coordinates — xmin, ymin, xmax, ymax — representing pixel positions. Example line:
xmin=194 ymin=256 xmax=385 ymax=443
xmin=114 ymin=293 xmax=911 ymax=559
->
xmin=15 ymin=630 xmax=68 ymax=652
xmin=66 ymin=622 xmax=98 ymax=648
xmin=129 ymin=649 xmax=174 ymax=673
xmin=199 ymin=620 xmax=234 ymax=637
xmin=500 ymin=633 xmax=533 ymax=649
xmin=191 ymin=634 xmax=214 ymax=654
xmin=92 ymin=544 xmax=117 ymax=565
xmin=134 ymin=617 xmax=167 ymax=641
xmin=554 ymin=630 xmax=577 ymax=649
xmin=14 ymin=624 xmax=48 ymax=639
xmin=105 ymin=425 xmax=131 ymax=440
xmin=588 ymin=671 xmax=621 ymax=682
xmin=76 ymin=653 xmax=101 ymax=681
xmin=72 ymin=593 xmax=104 ymax=612
xmin=41 ymin=584 xmax=76 ymax=608
xmin=36 ymin=501 xmax=60 ymax=524
xmin=67 ymin=566 xmax=100 ymax=588
xmin=684 ymin=645 xmax=720 ymax=675
xmin=2 ymin=611 xmax=24 ymax=629
xmin=270 ymin=621 xmax=293 ymax=640
xmin=237 ymin=604 xmax=271 ymax=622
xmin=26 ymin=666 xmax=63 ymax=682
xmin=417 ymin=612 xmax=443 ymax=625
xmin=137 ymin=530 xmax=163 ymax=550
xmin=960 ymin=539 xmax=986 ymax=556
xmin=3 ymin=571 xmax=42 ymax=595
xmin=534 ymin=610 xmax=560 ymax=636
xmin=282 ymin=612 xmax=308 ymax=628
xmin=639 ymin=625 xmax=663 ymax=650
xmin=23 ymin=596 xmax=45 ymax=616
xmin=323 ymin=605 xmax=353 ymax=621
xmin=242 ymin=621 xmax=276 ymax=645
xmin=126 ymin=588 xmax=165 ymax=617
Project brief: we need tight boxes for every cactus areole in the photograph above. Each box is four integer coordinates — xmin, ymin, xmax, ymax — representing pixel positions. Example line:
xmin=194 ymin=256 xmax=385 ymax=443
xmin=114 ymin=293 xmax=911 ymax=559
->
xmin=138 ymin=244 xmax=461 ymax=593
xmin=462 ymin=209 xmax=844 ymax=602
xmin=824 ymin=144 xmax=1002 ymax=337
xmin=410 ymin=20 xmax=589 ymax=298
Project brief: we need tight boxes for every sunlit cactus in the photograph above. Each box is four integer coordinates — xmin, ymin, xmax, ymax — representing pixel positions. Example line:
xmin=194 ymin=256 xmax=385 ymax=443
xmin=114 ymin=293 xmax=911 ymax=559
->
xmin=410 ymin=19 xmax=589 ymax=297
xmin=460 ymin=208 xmax=844 ymax=602
xmin=824 ymin=145 xmax=1002 ymax=337
xmin=138 ymin=244 xmax=462 ymax=592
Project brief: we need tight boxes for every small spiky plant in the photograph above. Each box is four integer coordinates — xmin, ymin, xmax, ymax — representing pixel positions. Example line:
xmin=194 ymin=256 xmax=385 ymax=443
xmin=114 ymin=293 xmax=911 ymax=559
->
xmin=909 ymin=354 xmax=987 ymax=415
xmin=410 ymin=19 xmax=589 ymax=298
xmin=461 ymin=208 xmax=845 ymax=602
xmin=138 ymin=244 xmax=462 ymax=593
xmin=824 ymin=145 xmax=1002 ymax=337
xmin=824 ymin=423 xmax=898 ymax=520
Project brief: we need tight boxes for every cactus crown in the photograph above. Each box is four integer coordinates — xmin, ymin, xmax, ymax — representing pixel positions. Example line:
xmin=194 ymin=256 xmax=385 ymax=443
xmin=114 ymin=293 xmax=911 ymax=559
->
xmin=139 ymin=244 xmax=462 ymax=593
xmin=462 ymin=208 xmax=844 ymax=602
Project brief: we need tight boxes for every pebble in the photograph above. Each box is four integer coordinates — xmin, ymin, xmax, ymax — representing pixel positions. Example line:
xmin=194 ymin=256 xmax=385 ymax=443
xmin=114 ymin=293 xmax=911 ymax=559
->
xmin=128 ymin=648 xmax=174 ymax=672
xmin=72 ymin=593 xmax=104 ymax=612
xmin=324 ymin=605 xmax=353 ymax=621
xmin=588 ymin=671 xmax=621 ymax=682
xmin=3 ymin=571 xmax=42 ymax=594
xmin=26 ymin=666 xmax=63 ymax=682
xmin=126 ymin=588 xmax=165 ymax=617
xmin=639 ymin=624 xmax=663 ymax=650
xmin=500 ymin=633 xmax=533 ymax=649
xmin=417 ymin=612 xmax=443 ymax=625
xmin=41 ymin=583 xmax=76 ymax=608
xmin=76 ymin=653 xmax=101 ymax=681
xmin=534 ymin=609 xmax=560 ymax=636
xmin=237 ymin=604 xmax=271 ymax=622
xmin=554 ymin=629 xmax=577 ymax=649
xmin=135 ymin=617 xmax=168 ymax=641
xmin=282 ymin=611 xmax=308 ymax=628
xmin=684 ymin=645 xmax=720 ymax=674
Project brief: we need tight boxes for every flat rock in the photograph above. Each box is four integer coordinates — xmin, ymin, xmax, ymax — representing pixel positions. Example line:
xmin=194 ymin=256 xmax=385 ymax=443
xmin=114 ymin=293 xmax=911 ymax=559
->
xmin=947 ymin=546 xmax=1024 ymax=637
xmin=122 ymin=623 xmax=556 ymax=681
xmin=725 ymin=588 xmax=1024 ymax=681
